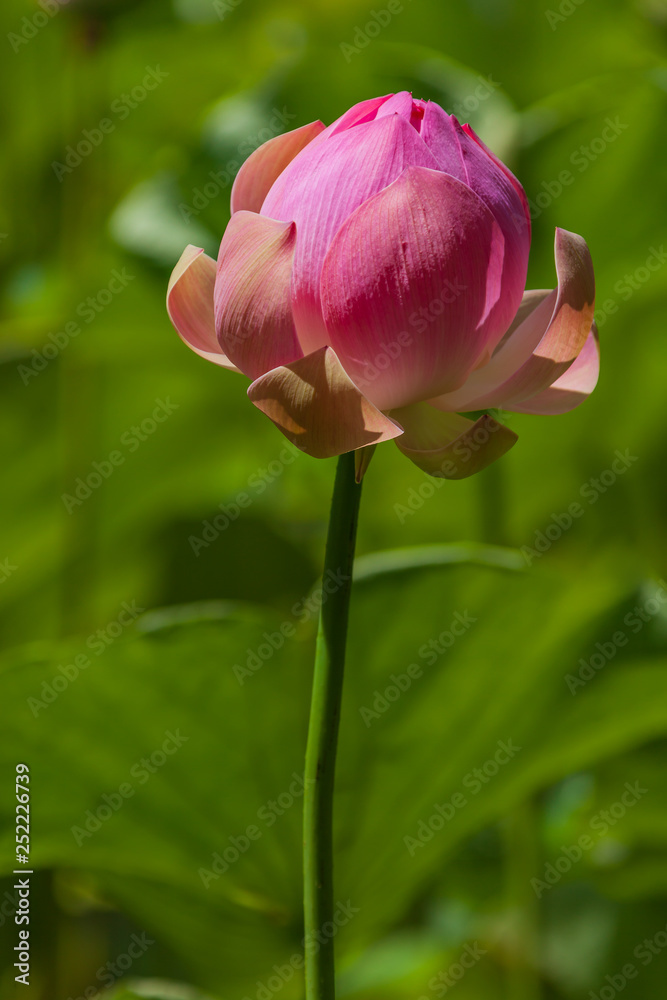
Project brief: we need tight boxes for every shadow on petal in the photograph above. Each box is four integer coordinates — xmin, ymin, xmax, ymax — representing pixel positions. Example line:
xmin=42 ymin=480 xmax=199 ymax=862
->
xmin=247 ymin=347 xmax=403 ymax=459
xmin=392 ymin=402 xmax=517 ymax=479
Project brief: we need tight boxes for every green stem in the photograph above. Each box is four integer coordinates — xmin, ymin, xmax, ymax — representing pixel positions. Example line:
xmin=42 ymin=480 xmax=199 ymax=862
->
xmin=303 ymin=451 xmax=363 ymax=1000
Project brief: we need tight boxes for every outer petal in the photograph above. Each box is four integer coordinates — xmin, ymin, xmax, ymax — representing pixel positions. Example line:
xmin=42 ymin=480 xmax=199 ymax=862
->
xmin=230 ymin=120 xmax=325 ymax=215
xmin=167 ymin=245 xmax=239 ymax=370
xmin=392 ymin=402 xmax=518 ymax=479
xmin=453 ymin=117 xmax=530 ymax=345
xmin=214 ymin=211 xmax=303 ymax=380
xmin=461 ymin=122 xmax=531 ymax=240
xmin=262 ymin=114 xmax=440 ymax=355
xmin=420 ymin=107 xmax=530 ymax=349
xmin=431 ymin=228 xmax=595 ymax=412
xmin=247 ymin=346 xmax=403 ymax=459
xmin=320 ymin=165 xmax=505 ymax=411
xmin=510 ymin=325 xmax=599 ymax=414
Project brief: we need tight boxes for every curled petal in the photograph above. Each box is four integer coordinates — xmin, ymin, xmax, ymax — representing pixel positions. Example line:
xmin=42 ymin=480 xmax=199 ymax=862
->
xmin=215 ymin=212 xmax=303 ymax=379
xmin=392 ymin=402 xmax=518 ymax=479
xmin=431 ymin=228 xmax=595 ymax=412
xmin=167 ymin=245 xmax=239 ymax=370
xmin=262 ymin=114 xmax=440 ymax=356
xmin=247 ymin=347 xmax=403 ymax=459
xmin=511 ymin=325 xmax=599 ymax=414
xmin=321 ymin=165 xmax=505 ymax=411
xmin=230 ymin=120 xmax=325 ymax=215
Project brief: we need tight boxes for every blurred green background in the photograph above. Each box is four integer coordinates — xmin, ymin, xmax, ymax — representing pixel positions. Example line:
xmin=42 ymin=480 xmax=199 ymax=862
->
xmin=2 ymin=0 xmax=667 ymax=997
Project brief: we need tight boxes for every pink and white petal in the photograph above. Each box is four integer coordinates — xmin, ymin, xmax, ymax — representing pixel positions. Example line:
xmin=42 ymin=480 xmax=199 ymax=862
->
xmin=167 ymin=245 xmax=239 ymax=370
xmin=262 ymin=114 xmax=440 ymax=355
xmin=230 ymin=120 xmax=325 ymax=215
xmin=214 ymin=211 xmax=303 ymax=379
xmin=434 ymin=289 xmax=556 ymax=408
xmin=432 ymin=228 xmax=595 ymax=412
xmin=247 ymin=346 xmax=403 ymax=459
xmin=320 ymin=165 xmax=505 ymax=411
xmin=510 ymin=326 xmax=599 ymax=414
xmin=392 ymin=402 xmax=518 ymax=479
xmin=494 ymin=289 xmax=553 ymax=351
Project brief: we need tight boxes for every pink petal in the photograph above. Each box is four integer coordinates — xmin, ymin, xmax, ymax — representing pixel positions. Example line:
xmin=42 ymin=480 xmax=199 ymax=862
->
xmin=214 ymin=212 xmax=303 ymax=379
xmin=230 ymin=120 xmax=325 ymax=215
xmin=420 ymin=102 xmax=469 ymax=180
xmin=319 ymin=94 xmax=393 ymax=139
xmin=392 ymin=402 xmax=518 ymax=479
xmin=261 ymin=114 xmax=440 ymax=356
xmin=418 ymin=108 xmax=530 ymax=347
xmin=453 ymin=118 xmax=530 ymax=344
xmin=320 ymin=165 xmax=505 ymax=411
xmin=374 ymin=91 xmax=418 ymax=121
xmin=247 ymin=346 xmax=403 ymax=459
xmin=431 ymin=228 xmax=595 ymax=412
xmin=461 ymin=122 xmax=532 ymax=240
xmin=511 ymin=326 xmax=599 ymax=414
xmin=167 ymin=245 xmax=239 ymax=370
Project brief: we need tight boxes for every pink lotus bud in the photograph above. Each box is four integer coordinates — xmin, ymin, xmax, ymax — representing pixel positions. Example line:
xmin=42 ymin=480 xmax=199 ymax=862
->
xmin=168 ymin=93 xmax=597 ymax=479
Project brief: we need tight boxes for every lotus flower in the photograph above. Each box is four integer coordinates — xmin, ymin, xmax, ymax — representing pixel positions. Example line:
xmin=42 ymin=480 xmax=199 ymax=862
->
xmin=168 ymin=92 xmax=597 ymax=479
